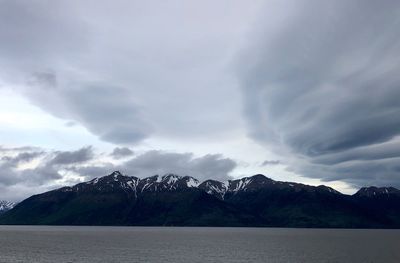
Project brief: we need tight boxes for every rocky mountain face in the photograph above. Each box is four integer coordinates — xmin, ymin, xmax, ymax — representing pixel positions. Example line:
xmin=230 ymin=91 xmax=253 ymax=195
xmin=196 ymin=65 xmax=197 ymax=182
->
xmin=1 ymin=171 xmax=400 ymax=228
xmin=0 ymin=200 xmax=16 ymax=214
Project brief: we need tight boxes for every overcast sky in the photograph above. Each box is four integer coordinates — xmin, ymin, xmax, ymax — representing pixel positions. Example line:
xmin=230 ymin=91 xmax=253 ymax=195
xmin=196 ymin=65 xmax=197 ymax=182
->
xmin=1 ymin=0 xmax=399 ymax=201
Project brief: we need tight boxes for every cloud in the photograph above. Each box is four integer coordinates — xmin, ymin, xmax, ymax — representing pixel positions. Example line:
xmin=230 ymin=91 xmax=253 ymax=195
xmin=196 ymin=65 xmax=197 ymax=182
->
xmin=67 ymin=163 xmax=116 ymax=180
xmin=18 ymin=166 xmax=63 ymax=186
xmin=0 ymin=0 xmax=255 ymax=145
xmin=0 ymin=145 xmax=236 ymax=200
xmin=0 ymin=146 xmax=56 ymax=187
xmin=120 ymin=151 xmax=237 ymax=182
xmin=64 ymin=121 xmax=77 ymax=127
xmin=110 ymin=147 xmax=134 ymax=159
xmin=49 ymin=146 xmax=94 ymax=166
xmin=0 ymin=146 xmax=94 ymax=188
xmin=1 ymin=151 xmax=44 ymax=166
xmin=3 ymin=0 xmax=400 ymax=191
xmin=71 ymin=150 xmax=237 ymax=182
xmin=261 ymin=160 xmax=281 ymax=166
xmin=24 ymin=73 xmax=153 ymax=144
xmin=237 ymin=0 xmax=400 ymax=187
xmin=0 ymin=146 xmax=40 ymax=153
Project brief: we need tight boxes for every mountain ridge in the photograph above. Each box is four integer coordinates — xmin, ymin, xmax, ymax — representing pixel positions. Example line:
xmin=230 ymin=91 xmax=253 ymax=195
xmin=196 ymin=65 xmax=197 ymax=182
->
xmin=1 ymin=171 xmax=400 ymax=228
xmin=67 ymin=171 xmax=347 ymax=197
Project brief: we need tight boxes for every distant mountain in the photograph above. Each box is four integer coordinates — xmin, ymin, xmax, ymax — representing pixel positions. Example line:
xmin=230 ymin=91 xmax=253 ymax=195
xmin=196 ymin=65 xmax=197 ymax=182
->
xmin=354 ymin=186 xmax=400 ymax=198
xmin=1 ymin=171 xmax=400 ymax=228
xmin=0 ymin=200 xmax=16 ymax=214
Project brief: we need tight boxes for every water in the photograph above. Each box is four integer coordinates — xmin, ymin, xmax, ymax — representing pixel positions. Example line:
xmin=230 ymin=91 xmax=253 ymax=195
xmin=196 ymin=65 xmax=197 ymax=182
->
xmin=0 ymin=226 xmax=399 ymax=263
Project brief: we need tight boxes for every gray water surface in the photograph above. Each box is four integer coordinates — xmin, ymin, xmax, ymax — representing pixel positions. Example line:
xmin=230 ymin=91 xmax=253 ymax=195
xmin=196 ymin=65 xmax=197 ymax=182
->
xmin=0 ymin=226 xmax=399 ymax=263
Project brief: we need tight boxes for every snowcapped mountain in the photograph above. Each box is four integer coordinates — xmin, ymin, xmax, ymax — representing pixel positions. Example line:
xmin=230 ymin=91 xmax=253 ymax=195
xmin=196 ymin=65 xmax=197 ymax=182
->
xmin=0 ymin=200 xmax=16 ymax=213
xmin=62 ymin=171 xmax=200 ymax=195
xmin=54 ymin=171 xmax=341 ymax=201
xmin=1 ymin=171 xmax=400 ymax=228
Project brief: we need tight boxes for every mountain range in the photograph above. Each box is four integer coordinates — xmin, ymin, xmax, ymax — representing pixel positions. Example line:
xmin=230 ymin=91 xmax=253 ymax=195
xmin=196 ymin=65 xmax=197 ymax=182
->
xmin=1 ymin=171 xmax=400 ymax=228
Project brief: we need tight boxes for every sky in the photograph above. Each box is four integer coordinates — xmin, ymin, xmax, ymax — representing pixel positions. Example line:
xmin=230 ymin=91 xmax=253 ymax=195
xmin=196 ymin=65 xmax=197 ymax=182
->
xmin=1 ymin=0 xmax=400 ymax=201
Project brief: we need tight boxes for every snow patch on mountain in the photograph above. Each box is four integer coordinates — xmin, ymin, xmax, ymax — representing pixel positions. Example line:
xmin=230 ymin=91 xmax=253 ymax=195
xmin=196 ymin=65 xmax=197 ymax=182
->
xmin=0 ymin=200 xmax=16 ymax=212
xmin=186 ymin=177 xmax=199 ymax=188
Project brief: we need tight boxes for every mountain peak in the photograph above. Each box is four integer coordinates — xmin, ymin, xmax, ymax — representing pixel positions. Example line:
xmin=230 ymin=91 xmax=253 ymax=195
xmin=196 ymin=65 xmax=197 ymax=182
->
xmin=316 ymin=185 xmax=341 ymax=194
xmin=250 ymin=174 xmax=274 ymax=182
xmin=0 ymin=200 xmax=16 ymax=213
xmin=354 ymin=186 xmax=400 ymax=197
xmin=251 ymin=173 xmax=268 ymax=178
xmin=110 ymin=171 xmax=123 ymax=177
xmin=182 ymin=176 xmax=199 ymax=188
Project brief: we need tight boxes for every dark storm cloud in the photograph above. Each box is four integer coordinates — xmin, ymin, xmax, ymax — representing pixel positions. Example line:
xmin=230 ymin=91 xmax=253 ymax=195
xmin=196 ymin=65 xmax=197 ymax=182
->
xmin=238 ymin=0 xmax=400 ymax=187
xmin=110 ymin=147 xmax=134 ymax=159
xmin=312 ymin=140 xmax=400 ymax=166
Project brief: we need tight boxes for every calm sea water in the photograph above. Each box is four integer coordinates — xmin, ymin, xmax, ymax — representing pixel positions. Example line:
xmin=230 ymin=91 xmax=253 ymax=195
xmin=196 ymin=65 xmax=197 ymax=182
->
xmin=0 ymin=226 xmax=399 ymax=263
